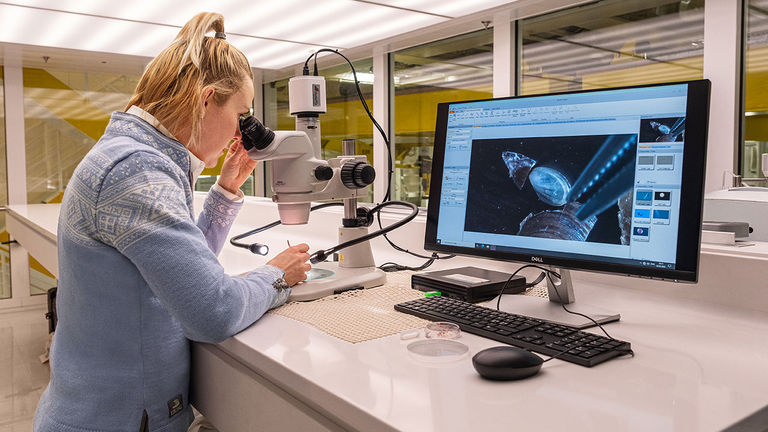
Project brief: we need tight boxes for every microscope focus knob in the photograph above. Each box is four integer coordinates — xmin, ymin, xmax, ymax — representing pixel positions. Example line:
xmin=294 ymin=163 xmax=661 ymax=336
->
xmin=341 ymin=161 xmax=376 ymax=189
xmin=314 ymin=165 xmax=334 ymax=181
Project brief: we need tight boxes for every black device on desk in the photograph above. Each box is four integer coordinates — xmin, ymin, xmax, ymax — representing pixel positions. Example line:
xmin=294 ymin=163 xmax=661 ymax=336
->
xmin=411 ymin=266 xmax=525 ymax=303
xmin=396 ymin=79 xmax=710 ymax=370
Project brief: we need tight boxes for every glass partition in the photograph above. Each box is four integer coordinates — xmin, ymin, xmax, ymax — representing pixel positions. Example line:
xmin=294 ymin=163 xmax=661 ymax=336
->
xmin=0 ymin=67 xmax=10 ymax=300
xmin=743 ymin=0 xmax=768 ymax=184
xmin=392 ymin=30 xmax=493 ymax=206
xmin=23 ymin=67 xmax=139 ymax=294
xmin=519 ymin=0 xmax=705 ymax=95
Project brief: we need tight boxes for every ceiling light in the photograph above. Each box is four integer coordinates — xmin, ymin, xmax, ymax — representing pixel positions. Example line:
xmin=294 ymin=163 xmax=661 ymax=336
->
xmin=339 ymin=72 xmax=374 ymax=84
xmin=369 ymin=0 xmax=519 ymax=18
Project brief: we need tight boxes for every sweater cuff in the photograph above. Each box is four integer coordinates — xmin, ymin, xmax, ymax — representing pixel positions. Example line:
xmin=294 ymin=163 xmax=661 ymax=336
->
xmin=212 ymin=182 xmax=244 ymax=202
xmin=261 ymin=265 xmax=291 ymax=308
xmin=262 ymin=264 xmax=285 ymax=279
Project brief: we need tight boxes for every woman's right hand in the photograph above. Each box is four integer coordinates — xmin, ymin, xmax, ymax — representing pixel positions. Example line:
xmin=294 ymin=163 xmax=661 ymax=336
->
xmin=266 ymin=243 xmax=311 ymax=286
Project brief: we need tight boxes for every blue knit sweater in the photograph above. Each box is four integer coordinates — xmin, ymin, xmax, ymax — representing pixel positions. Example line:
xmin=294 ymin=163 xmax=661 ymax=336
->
xmin=34 ymin=112 xmax=290 ymax=432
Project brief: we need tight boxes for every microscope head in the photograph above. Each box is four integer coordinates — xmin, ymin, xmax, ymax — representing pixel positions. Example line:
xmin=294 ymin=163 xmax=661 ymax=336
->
xmin=239 ymin=116 xmax=375 ymax=225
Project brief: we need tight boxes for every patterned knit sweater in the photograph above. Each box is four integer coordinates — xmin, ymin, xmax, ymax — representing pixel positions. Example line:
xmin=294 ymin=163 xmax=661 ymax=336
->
xmin=34 ymin=112 xmax=289 ymax=432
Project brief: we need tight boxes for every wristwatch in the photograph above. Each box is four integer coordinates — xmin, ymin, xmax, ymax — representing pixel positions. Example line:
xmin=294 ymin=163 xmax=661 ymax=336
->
xmin=272 ymin=277 xmax=289 ymax=293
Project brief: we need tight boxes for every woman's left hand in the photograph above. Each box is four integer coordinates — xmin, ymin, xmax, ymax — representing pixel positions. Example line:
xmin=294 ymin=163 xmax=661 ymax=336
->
xmin=217 ymin=140 xmax=258 ymax=195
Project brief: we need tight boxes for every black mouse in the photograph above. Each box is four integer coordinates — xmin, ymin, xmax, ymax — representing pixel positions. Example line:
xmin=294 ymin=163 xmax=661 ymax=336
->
xmin=472 ymin=346 xmax=543 ymax=380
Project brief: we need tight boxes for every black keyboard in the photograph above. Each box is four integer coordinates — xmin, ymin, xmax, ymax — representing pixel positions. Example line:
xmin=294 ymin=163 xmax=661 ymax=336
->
xmin=395 ymin=296 xmax=631 ymax=367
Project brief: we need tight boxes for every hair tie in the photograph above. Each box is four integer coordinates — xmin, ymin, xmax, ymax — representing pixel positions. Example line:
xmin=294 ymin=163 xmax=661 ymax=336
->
xmin=214 ymin=32 xmax=226 ymax=39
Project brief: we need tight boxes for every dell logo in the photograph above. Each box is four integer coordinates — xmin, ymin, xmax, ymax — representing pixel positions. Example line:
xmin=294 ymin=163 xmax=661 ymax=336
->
xmin=531 ymin=256 xmax=544 ymax=263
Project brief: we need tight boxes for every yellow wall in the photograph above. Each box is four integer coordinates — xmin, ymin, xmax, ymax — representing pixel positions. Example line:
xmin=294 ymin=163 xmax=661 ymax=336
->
xmin=24 ymin=68 xmax=111 ymax=141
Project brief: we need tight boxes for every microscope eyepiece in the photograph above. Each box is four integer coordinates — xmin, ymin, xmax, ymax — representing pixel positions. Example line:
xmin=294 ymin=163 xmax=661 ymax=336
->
xmin=239 ymin=115 xmax=275 ymax=151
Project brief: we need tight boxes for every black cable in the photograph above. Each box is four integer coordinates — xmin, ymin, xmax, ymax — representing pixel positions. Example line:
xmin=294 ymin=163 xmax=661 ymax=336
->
xmin=374 ymin=210 xmax=454 ymax=260
xmin=531 ymin=270 xmax=635 ymax=362
xmin=309 ymin=200 xmax=418 ymax=263
xmin=543 ymin=271 xmax=621 ymax=342
xmin=378 ymin=256 xmax=436 ymax=272
xmin=230 ymin=200 xmax=426 ymax=271
xmin=493 ymin=265 xmax=635 ymax=360
xmin=495 ymin=264 xmax=560 ymax=311
xmin=229 ymin=202 xmax=343 ymax=254
xmin=304 ymin=50 xmax=393 ymax=201
xmin=302 ymin=49 xmax=454 ymax=271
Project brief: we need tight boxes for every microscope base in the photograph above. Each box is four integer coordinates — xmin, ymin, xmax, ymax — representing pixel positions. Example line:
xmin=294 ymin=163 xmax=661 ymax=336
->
xmin=288 ymin=262 xmax=387 ymax=301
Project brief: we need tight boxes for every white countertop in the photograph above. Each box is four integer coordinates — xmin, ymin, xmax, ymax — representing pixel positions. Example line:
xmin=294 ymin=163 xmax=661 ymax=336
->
xmin=7 ymin=199 xmax=768 ymax=431
xmin=7 ymin=204 xmax=60 ymax=242
xmin=212 ymin=270 xmax=768 ymax=432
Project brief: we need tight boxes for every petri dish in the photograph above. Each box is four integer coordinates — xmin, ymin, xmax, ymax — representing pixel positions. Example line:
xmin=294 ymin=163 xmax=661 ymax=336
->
xmin=425 ymin=322 xmax=461 ymax=339
xmin=406 ymin=339 xmax=469 ymax=363
xmin=306 ymin=268 xmax=334 ymax=281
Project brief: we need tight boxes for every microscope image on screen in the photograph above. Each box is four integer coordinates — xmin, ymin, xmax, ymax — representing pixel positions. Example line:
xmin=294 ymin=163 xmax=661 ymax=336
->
xmin=464 ymin=134 xmax=638 ymax=245
xmin=639 ymin=117 xmax=685 ymax=142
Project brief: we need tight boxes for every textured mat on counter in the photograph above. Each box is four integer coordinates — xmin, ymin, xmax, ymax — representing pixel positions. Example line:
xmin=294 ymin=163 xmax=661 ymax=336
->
xmin=269 ymin=271 xmax=429 ymax=343
xmin=269 ymin=269 xmax=549 ymax=343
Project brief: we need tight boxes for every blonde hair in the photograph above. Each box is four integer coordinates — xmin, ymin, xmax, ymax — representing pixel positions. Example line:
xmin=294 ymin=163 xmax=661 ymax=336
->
xmin=126 ymin=12 xmax=253 ymax=150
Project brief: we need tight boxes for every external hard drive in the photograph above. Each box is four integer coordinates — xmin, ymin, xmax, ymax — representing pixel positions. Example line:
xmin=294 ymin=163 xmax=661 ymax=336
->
xmin=411 ymin=266 xmax=525 ymax=303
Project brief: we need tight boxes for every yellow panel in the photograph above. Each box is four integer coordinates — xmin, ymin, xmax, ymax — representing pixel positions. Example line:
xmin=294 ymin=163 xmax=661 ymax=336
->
xmin=201 ymin=152 xmax=227 ymax=176
xmin=394 ymin=88 xmax=492 ymax=134
xmin=46 ymin=191 xmax=65 ymax=204
xmin=24 ymin=68 xmax=110 ymax=141
xmin=744 ymin=43 xmax=768 ymax=112
xmin=29 ymin=255 xmax=55 ymax=279
xmin=323 ymin=98 xmax=375 ymax=134
xmin=23 ymin=68 xmax=72 ymax=90
xmin=67 ymin=118 xmax=111 ymax=141
xmin=744 ymin=115 xmax=768 ymax=141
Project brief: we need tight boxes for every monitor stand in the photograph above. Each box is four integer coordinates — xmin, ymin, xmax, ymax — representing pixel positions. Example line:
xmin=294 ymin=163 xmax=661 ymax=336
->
xmin=487 ymin=268 xmax=620 ymax=330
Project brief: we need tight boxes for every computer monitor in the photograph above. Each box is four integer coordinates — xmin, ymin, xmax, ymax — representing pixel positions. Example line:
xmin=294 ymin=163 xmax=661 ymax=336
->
xmin=424 ymin=80 xmax=710 ymax=328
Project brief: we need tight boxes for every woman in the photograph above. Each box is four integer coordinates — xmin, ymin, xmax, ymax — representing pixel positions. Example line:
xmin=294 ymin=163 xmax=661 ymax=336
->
xmin=34 ymin=12 xmax=310 ymax=432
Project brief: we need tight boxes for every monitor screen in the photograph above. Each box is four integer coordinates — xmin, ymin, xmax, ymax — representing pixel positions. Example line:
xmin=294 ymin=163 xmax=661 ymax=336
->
xmin=425 ymin=80 xmax=710 ymax=282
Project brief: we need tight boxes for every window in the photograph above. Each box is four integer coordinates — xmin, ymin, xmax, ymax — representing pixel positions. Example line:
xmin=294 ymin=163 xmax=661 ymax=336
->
xmin=0 ymin=67 xmax=10 ymax=300
xmin=743 ymin=0 xmax=768 ymax=184
xmin=23 ymin=67 xmax=139 ymax=294
xmin=393 ymin=30 xmax=493 ymax=206
xmin=519 ymin=0 xmax=705 ymax=95
xmin=263 ymin=59 xmax=375 ymax=201
xmin=23 ymin=68 xmax=139 ymax=203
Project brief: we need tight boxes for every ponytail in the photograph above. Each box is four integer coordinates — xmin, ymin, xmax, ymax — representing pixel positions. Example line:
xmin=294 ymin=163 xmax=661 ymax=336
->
xmin=174 ymin=13 xmax=224 ymax=74
xmin=126 ymin=12 xmax=252 ymax=151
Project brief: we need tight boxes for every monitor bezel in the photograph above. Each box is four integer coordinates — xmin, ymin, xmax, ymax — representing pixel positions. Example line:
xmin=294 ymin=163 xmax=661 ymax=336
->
xmin=424 ymin=79 xmax=710 ymax=283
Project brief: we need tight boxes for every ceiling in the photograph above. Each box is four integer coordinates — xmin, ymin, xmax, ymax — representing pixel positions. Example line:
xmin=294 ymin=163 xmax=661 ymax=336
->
xmin=0 ymin=0 xmax=519 ymax=71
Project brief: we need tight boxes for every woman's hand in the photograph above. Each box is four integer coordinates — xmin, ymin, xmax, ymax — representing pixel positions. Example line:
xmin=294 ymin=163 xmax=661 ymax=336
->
xmin=267 ymin=243 xmax=311 ymax=286
xmin=218 ymin=140 xmax=258 ymax=195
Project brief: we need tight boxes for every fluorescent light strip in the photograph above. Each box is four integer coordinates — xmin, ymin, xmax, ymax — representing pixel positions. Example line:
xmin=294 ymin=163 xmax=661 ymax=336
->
xmin=0 ymin=5 xmax=175 ymax=57
xmin=310 ymin=8 xmax=444 ymax=48
xmin=2 ymin=0 xmax=449 ymax=48
xmin=361 ymin=0 xmax=517 ymax=18
xmin=0 ymin=1 xmax=521 ymax=70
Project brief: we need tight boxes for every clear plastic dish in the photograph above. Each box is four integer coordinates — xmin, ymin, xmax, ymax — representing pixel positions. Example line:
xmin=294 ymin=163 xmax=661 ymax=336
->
xmin=406 ymin=339 xmax=469 ymax=363
xmin=425 ymin=322 xmax=461 ymax=339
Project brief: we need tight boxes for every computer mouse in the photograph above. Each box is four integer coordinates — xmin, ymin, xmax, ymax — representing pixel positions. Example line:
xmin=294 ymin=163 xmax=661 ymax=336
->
xmin=472 ymin=346 xmax=543 ymax=381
